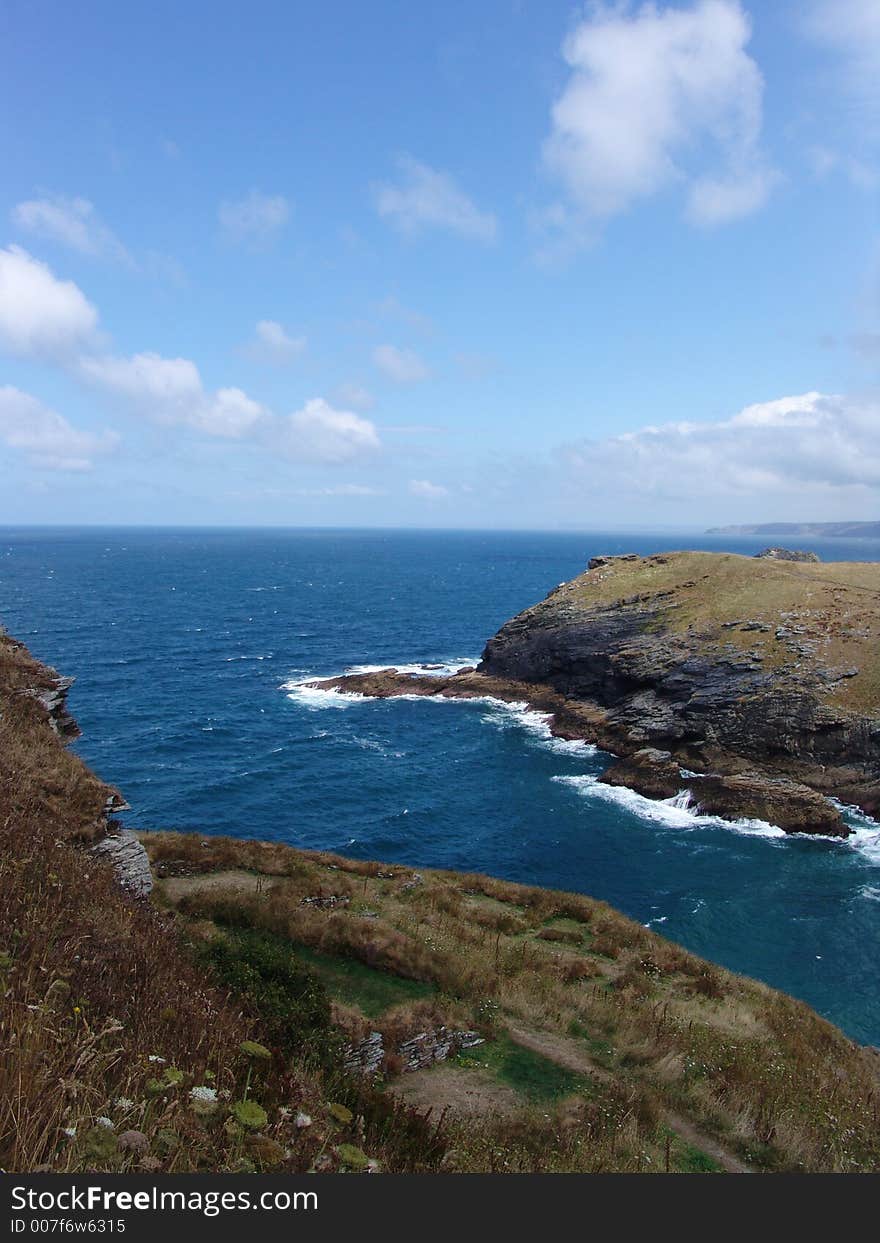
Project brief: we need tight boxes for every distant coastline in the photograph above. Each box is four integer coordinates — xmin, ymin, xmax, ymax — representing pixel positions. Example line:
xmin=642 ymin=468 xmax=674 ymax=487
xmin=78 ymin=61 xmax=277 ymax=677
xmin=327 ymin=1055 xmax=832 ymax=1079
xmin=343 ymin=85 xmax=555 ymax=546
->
xmin=706 ymin=521 xmax=880 ymax=538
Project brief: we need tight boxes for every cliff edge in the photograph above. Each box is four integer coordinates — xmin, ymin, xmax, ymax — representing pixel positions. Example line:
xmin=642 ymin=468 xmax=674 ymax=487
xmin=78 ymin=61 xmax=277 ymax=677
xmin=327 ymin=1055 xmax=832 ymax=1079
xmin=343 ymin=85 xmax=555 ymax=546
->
xmin=479 ymin=551 xmax=880 ymax=832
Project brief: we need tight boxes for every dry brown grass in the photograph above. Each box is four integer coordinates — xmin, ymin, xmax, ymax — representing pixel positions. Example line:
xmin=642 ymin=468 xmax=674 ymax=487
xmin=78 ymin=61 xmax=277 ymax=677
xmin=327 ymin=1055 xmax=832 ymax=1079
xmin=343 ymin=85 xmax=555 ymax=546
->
xmin=147 ymin=829 xmax=880 ymax=1172
xmin=0 ymin=637 xmax=446 ymax=1174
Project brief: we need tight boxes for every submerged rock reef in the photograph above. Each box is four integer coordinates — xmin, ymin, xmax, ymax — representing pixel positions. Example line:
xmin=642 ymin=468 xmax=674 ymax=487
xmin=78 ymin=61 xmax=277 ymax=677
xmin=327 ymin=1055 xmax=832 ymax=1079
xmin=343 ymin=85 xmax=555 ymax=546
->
xmin=311 ymin=550 xmax=880 ymax=836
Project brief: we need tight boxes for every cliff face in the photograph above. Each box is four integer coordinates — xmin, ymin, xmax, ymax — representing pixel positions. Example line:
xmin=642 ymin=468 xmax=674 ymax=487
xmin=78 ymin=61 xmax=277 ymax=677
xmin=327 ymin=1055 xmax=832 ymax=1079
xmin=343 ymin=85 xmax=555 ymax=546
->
xmin=0 ymin=632 xmax=150 ymax=891
xmin=479 ymin=551 xmax=880 ymax=829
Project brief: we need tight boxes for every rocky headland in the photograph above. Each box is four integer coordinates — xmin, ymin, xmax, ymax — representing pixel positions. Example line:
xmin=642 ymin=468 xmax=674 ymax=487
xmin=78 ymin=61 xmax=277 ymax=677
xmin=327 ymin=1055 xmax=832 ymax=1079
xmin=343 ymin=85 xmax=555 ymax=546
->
xmin=309 ymin=550 xmax=880 ymax=836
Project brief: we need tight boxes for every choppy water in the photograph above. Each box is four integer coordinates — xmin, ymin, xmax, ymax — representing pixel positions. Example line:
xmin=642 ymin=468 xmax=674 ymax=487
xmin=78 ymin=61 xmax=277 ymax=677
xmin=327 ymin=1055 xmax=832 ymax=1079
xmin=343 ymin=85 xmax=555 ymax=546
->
xmin=2 ymin=526 xmax=879 ymax=1044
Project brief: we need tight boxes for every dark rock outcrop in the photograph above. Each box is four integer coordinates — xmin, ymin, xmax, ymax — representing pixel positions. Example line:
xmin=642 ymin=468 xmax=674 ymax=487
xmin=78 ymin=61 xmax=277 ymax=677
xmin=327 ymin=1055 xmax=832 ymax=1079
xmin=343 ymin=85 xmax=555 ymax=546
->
xmin=22 ymin=674 xmax=81 ymax=739
xmin=476 ymin=551 xmax=880 ymax=832
xmin=755 ymin=548 xmax=820 ymax=563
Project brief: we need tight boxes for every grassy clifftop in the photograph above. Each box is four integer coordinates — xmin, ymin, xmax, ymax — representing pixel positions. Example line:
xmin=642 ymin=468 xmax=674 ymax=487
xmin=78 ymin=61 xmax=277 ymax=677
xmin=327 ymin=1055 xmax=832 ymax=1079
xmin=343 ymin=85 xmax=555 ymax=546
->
xmin=561 ymin=551 xmax=880 ymax=712
xmin=3 ymin=628 xmax=880 ymax=1174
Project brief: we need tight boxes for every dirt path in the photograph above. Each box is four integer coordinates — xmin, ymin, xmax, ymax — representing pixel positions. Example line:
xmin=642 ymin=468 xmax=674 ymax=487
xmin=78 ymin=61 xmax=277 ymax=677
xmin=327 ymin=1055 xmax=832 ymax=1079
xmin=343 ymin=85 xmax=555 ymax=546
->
xmin=159 ymin=869 xmax=279 ymax=903
xmin=390 ymin=1064 xmax=521 ymax=1118
xmin=506 ymin=1023 xmax=752 ymax=1175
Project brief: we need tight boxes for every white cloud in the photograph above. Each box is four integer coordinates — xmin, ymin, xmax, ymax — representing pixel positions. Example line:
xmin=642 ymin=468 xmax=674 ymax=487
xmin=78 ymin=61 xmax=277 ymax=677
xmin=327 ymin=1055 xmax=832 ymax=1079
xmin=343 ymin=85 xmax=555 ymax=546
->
xmin=374 ymin=156 xmax=497 ymax=241
xmin=275 ymin=398 xmax=380 ymax=463
xmin=560 ymin=391 xmax=880 ymax=505
xmin=79 ymin=351 xmax=201 ymax=407
xmin=295 ymin=483 xmax=384 ymax=497
xmin=11 ymin=196 xmax=132 ymax=263
xmin=373 ymin=343 xmax=429 ymax=384
xmin=805 ymin=1 xmax=880 ymax=104
xmin=686 ymin=167 xmax=778 ymax=227
xmin=77 ymin=351 xmax=266 ymax=438
xmin=205 ymin=387 xmax=266 ymax=437
xmin=218 ymin=191 xmax=290 ymax=245
xmin=0 ymin=385 xmax=118 ymax=471
xmin=247 ymin=319 xmax=306 ymax=364
xmin=375 ymin=295 xmax=434 ymax=335
xmin=0 ymin=246 xmax=99 ymax=357
xmin=542 ymin=0 xmax=776 ymax=233
xmin=0 ymin=249 xmax=380 ymax=467
xmin=408 ymin=478 xmax=449 ymax=499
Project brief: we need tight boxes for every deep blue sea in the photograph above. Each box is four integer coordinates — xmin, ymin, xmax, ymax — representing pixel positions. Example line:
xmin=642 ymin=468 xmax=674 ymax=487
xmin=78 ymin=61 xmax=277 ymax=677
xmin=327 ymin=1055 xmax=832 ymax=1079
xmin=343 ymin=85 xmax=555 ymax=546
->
xmin=3 ymin=527 xmax=880 ymax=1044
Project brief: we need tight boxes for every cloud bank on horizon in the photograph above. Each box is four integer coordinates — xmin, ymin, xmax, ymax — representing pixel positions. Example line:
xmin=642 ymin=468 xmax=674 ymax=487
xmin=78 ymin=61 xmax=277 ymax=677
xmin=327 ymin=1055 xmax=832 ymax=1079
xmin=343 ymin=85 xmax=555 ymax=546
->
xmin=0 ymin=0 xmax=878 ymax=527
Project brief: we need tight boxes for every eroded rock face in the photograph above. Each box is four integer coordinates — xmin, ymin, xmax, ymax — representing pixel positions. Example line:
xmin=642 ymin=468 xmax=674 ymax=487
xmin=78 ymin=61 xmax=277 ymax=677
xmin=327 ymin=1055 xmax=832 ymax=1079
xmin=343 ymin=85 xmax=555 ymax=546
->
xmin=476 ymin=555 xmax=879 ymax=829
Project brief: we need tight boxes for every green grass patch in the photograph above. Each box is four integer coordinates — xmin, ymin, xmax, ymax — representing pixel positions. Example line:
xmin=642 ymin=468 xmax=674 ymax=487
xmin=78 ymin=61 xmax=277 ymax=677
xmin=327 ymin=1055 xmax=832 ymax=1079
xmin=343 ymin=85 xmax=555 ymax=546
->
xmin=201 ymin=926 xmax=338 ymax=1062
xmin=458 ymin=1035 xmax=590 ymax=1103
xmin=293 ymin=943 xmax=435 ymax=1018
xmin=567 ymin=1019 xmax=615 ymax=1065
xmin=673 ymin=1141 xmax=722 ymax=1174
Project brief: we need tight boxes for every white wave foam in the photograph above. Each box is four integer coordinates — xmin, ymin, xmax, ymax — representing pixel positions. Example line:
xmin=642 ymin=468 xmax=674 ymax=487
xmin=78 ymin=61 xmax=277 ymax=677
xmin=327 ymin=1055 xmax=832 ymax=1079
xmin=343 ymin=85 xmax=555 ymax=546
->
xmin=281 ymin=678 xmax=368 ymax=710
xmin=477 ymin=698 xmax=598 ymax=757
xmin=858 ymin=885 xmax=880 ymax=902
xmin=553 ymin=774 xmax=786 ymax=838
xmin=344 ymin=658 xmax=480 ymax=678
xmin=830 ymin=800 xmax=880 ymax=864
xmin=846 ymin=825 xmax=880 ymax=864
xmin=353 ymin=687 xmax=598 ymax=759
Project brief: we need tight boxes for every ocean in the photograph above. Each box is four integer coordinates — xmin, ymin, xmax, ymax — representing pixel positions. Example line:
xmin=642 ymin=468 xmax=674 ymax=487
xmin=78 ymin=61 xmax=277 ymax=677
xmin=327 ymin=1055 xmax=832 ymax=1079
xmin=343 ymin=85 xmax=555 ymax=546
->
xmin=2 ymin=526 xmax=879 ymax=1044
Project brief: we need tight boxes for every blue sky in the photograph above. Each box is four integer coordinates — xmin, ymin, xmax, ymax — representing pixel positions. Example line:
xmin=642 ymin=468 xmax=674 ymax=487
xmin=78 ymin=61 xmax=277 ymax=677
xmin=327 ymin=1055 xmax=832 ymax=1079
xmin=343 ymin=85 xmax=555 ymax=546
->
xmin=0 ymin=0 xmax=878 ymax=528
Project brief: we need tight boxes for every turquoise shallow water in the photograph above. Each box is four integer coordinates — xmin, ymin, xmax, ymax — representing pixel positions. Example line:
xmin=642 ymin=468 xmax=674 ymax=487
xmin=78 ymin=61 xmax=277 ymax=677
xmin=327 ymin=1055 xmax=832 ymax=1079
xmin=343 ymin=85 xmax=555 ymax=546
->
xmin=2 ymin=526 xmax=879 ymax=1044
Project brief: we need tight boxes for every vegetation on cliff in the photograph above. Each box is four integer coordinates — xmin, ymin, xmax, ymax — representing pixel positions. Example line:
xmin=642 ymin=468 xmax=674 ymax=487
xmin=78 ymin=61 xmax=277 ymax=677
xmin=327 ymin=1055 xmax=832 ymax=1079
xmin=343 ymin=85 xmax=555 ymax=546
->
xmin=3 ymin=628 xmax=880 ymax=1174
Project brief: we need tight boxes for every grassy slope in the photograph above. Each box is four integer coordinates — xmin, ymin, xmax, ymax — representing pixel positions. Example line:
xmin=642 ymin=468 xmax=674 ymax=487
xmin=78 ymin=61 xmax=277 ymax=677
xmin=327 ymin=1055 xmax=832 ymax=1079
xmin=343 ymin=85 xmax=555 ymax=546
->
xmin=4 ymin=627 xmax=880 ymax=1174
xmin=145 ymin=831 xmax=880 ymax=1173
xmin=552 ymin=552 xmax=880 ymax=711
xmin=0 ymin=635 xmax=441 ymax=1174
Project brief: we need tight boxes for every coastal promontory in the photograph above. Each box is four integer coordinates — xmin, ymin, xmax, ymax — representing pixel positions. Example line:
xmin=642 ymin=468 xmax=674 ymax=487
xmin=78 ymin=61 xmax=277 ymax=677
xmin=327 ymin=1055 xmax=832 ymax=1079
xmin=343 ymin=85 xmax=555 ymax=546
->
xmin=312 ymin=551 xmax=880 ymax=835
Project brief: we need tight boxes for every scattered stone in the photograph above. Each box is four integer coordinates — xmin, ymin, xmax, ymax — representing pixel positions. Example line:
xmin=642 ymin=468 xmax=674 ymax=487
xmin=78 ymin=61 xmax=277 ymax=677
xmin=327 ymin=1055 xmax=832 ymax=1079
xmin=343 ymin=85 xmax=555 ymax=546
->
xmin=300 ymin=894 xmax=350 ymax=910
xmin=342 ymin=1026 xmax=484 ymax=1077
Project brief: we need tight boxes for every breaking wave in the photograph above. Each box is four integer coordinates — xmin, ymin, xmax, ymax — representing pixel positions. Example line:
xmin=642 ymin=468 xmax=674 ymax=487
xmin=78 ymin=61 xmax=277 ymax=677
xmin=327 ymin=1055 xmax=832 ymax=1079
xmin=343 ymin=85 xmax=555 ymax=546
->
xmin=553 ymin=773 xmax=786 ymax=838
